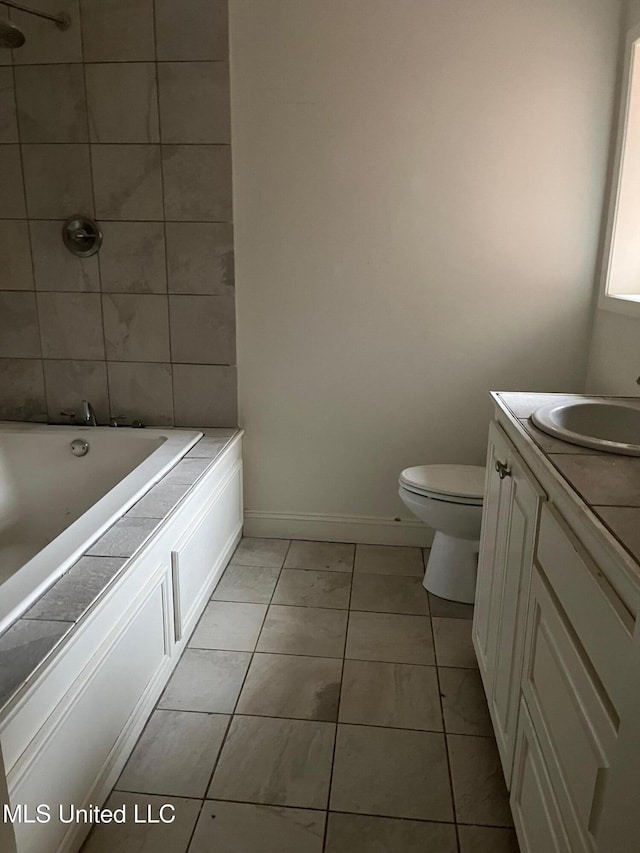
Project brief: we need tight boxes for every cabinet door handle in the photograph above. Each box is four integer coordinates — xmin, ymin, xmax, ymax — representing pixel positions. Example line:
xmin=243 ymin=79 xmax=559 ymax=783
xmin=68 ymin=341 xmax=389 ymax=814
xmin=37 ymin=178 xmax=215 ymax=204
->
xmin=495 ymin=460 xmax=511 ymax=479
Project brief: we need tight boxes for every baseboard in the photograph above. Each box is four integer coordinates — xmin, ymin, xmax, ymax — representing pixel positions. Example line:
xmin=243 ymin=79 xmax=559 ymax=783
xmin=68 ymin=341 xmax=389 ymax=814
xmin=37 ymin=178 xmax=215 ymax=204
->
xmin=243 ymin=510 xmax=434 ymax=547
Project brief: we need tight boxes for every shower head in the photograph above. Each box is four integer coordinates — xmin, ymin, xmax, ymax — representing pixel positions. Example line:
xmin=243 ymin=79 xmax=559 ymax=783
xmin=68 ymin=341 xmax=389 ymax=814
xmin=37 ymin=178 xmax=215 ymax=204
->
xmin=0 ymin=1 xmax=71 ymax=48
xmin=0 ymin=17 xmax=24 ymax=48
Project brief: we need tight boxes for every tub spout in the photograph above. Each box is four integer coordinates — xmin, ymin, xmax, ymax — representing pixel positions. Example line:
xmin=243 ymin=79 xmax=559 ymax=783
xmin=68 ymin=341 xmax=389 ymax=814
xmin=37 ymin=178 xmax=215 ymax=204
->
xmin=81 ymin=400 xmax=97 ymax=427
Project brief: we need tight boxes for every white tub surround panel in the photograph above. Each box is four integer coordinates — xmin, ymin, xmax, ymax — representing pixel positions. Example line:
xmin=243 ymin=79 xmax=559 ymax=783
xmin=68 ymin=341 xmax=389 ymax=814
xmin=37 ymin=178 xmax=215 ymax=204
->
xmin=473 ymin=392 xmax=640 ymax=853
xmin=0 ymin=428 xmax=243 ymax=853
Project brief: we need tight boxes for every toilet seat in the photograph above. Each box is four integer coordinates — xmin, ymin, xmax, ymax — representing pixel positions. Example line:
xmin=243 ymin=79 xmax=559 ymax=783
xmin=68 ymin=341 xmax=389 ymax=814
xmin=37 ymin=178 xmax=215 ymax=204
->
xmin=399 ymin=464 xmax=485 ymax=506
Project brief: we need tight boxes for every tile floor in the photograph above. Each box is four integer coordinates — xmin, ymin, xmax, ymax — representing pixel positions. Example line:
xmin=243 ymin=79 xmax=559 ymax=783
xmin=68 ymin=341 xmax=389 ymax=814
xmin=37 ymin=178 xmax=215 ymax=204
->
xmin=82 ymin=538 xmax=520 ymax=853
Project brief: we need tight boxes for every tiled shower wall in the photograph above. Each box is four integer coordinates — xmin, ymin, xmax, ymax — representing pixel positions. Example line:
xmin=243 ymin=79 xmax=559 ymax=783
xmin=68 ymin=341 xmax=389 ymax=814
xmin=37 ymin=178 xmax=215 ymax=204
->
xmin=0 ymin=0 xmax=236 ymax=428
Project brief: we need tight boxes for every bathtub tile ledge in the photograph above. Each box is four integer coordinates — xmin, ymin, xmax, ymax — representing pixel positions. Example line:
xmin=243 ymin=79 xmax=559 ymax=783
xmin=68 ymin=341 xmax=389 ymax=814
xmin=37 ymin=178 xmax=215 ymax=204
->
xmin=185 ymin=433 xmax=235 ymax=459
xmin=24 ymin=556 xmax=128 ymax=623
xmin=126 ymin=482 xmax=191 ymax=520
xmin=0 ymin=619 xmax=73 ymax=710
xmin=161 ymin=457 xmax=213 ymax=485
xmin=87 ymin=517 xmax=160 ymax=559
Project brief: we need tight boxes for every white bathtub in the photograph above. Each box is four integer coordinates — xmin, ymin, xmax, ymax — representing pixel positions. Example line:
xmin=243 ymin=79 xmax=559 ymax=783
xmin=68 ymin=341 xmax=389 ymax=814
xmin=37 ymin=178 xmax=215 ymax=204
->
xmin=0 ymin=423 xmax=202 ymax=635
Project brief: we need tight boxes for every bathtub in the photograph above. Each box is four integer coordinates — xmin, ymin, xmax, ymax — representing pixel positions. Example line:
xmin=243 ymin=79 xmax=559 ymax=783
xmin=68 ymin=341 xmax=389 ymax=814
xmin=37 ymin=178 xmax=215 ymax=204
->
xmin=0 ymin=423 xmax=202 ymax=635
xmin=0 ymin=426 xmax=243 ymax=853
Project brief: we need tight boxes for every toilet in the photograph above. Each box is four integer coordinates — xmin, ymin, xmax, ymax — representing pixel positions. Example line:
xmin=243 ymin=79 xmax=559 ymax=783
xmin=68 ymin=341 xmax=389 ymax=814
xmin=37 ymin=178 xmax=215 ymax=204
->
xmin=398 ymin=464 xmax=486 ymax=604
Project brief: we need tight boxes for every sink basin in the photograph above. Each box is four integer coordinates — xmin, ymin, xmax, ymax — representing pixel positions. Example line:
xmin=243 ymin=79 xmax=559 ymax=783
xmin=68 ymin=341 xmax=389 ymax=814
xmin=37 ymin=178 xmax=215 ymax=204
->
xmin=530 ymin=399 xmax=640 ymax=456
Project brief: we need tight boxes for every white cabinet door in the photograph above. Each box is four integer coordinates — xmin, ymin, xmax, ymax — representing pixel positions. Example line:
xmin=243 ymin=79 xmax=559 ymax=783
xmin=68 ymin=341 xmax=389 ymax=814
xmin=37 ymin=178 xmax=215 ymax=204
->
xmin=520 ymin=565 xmax=617 ymax=853
xmin=473 ymin=420 xmax=545 ymax=783
xmin=511 ymin=699 xmax=572 ymax=853
xmin=595 ymin=627 xmax=640 ymax=853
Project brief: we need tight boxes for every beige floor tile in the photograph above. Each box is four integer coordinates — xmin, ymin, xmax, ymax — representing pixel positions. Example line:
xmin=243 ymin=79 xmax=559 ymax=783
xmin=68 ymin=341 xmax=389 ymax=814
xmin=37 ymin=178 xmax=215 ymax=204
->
xmin=330 ymin=724 xmax=453 ymax=821
xmin=354 ymin=544 xmax=423 ymax=577
xmin=257 ymin=605 xmax=348 ymax=658
xmin=433 ymin=617 xmax=477 ymax=668
xmin=428 ymin=591 xmax=474 ymax=619
xmin=339 ymin=660 xmax=442 ymax=730
xmin=212 ymin=564 xmax=280 ymax=603
xmin=208 ymin=715 xmax=335 ymax=809
xmin=351 ymin=574 xmax=429 ymax=615
xmin=325 ymin=812 xmax=457 ymax=853
xmin=345 ymin=611 xmax=434 ymax=665
xmin=237 ymin=653 xmax=342 ymax=721
xmin=189 ymin=601 xmax=267 ymax=651
xmin=439 ymin=667 xmax=492 ymax=736
xmin=87 ymin=540 xmax=515 ymax=853
xmin=158 ymin=649 xmax=250 ymax=713
xmin=231 ymin=537 xmax=290 ymax=568
xmin=458 ymin=825 xmax=521 ymax=852
xmin=116 ymin=710 xmax=229 ymax=797
xmin=284 ymin=540 xmax=355 ymax=572
xmin=81 ymin=793 xmax=200 ymax=853
xmin=448 ymin=734 xmax=513 ymax=826
xmin=190 ymin=801 xmax=325 ymax=853
xmin=272 ymin=569 xmax=351 ymax=609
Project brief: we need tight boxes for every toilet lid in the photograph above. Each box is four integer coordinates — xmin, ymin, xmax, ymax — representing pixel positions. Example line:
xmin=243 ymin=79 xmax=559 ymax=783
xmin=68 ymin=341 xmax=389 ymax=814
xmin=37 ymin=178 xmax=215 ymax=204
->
xmin=399 ymin=464 xmax=486 ymax=501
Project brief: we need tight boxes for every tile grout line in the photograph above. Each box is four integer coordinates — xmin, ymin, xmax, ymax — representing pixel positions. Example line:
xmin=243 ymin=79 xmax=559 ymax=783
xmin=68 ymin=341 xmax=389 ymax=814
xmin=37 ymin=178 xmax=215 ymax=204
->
xmin=185 ymin=711 xmax=233 ymax=852
xmin=153 ymin=707 xmax=492 ymax=739
xmin=213 ymin=595 xmax=433 ymax=618
xmin=151 ymin=0 xmax=177 ymax=429
xmin=5 ymin=139 xmax=232 ymax=145
xmin=228 ymin=543 xmax=294 ymax=719
xmin=183 ymin=538 xmax=296 ymax=850
xmin=321 ymin=543 xmax=355 ymax=852
xmin=107 ymin=786 xmax=512 ymax=832
xmin=77 ymin=0 xmax=110 ymax=422
xmin=173 ymin=549 xmax=298 ymax=850
xmin=1 ymin=59 xmax=230 ymax=66
xmin=7 ymin=42 xmax=50 ymax=418
xmin=425 ymin=547 xmax=462 ymax=853
xmin=184 ymin=644 xmax=476 ymax=668
xmin=0 ymin=215 xmax=233 ymax=223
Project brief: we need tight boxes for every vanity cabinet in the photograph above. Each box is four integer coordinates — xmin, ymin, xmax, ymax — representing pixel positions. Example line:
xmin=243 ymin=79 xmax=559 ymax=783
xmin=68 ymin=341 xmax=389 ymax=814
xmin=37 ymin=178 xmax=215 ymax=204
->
xmin=473 ymin=421 xmax=545 ymax=780
xmin=475 ymin=399 xmax=640 ymax=853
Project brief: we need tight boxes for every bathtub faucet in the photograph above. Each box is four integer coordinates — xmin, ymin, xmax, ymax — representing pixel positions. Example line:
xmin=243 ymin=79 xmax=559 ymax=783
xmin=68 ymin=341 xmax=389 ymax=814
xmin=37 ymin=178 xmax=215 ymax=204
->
xmin=81 ymin=400 xmax=97 ymax=427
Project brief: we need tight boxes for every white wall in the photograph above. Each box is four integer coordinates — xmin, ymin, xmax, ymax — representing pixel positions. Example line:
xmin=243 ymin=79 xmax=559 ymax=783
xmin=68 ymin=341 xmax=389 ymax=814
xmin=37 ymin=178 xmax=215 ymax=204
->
xmin=586 ymin=0 xmax=640 ymax=397
xmin=587 ymin=309 xmax=640 ymax=394
xmin=230 ymin=0 xmax=621 ymax=544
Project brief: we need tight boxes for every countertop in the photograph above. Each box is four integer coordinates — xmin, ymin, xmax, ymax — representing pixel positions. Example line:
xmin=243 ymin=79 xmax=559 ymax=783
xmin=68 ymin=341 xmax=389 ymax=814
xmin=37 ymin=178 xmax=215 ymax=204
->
xmin=494 ymin=392 xmax=640 ymax=598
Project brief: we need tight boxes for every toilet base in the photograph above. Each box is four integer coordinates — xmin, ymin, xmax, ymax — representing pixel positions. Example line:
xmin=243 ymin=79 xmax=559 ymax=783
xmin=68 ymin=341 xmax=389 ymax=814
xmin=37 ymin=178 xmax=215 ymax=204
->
xmin=423 ymin=531 xmax=479 ymax=604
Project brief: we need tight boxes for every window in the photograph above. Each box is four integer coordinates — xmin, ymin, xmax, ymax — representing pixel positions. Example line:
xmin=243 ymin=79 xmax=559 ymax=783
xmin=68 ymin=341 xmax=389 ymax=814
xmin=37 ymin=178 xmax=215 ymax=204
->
xmin=600 ymin=23 xmax=640 ymax=316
